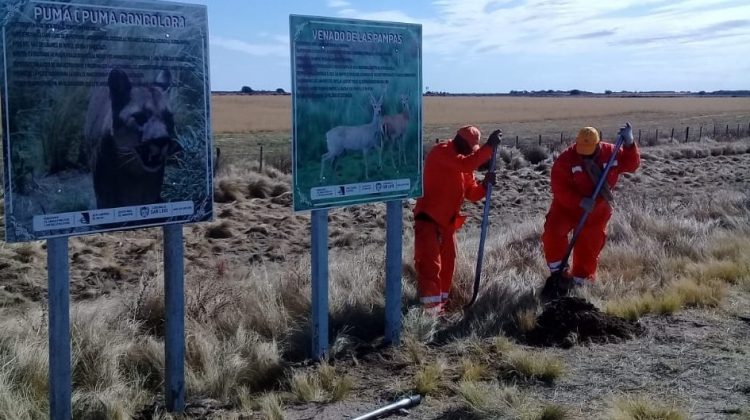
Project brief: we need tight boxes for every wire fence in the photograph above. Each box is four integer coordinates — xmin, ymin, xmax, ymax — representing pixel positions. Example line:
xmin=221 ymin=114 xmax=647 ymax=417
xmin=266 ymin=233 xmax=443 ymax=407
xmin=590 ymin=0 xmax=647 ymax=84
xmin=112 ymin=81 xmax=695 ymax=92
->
xmin=502 ymin=121 xmax=750 ymax=152
xmin=217 ymin=120 xmax=750 ymax=175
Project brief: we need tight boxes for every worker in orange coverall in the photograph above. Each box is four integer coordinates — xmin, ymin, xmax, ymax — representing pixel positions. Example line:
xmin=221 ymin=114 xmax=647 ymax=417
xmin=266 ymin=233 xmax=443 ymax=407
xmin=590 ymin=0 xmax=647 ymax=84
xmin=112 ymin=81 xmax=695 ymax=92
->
xmin=414 ymin=126 xmax=502 ymax=314
xmin=542 ymin=124 xmax=640 ymax=293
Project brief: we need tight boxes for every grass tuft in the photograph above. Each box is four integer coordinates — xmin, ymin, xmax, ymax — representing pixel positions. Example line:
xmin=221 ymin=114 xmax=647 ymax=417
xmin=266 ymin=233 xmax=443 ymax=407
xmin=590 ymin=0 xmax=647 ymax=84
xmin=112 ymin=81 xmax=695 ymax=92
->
xmin=458 ymin=358 xmax=489 ymax=382
xmin=609 ymin=396 xmax=688 ymax=420
xmin=414 ymin=359 xmax=446 ymax=396
xmin=534 ymin=404 xmax=570 ymax=420
xmin=506 ymin=350 xmax=565 ymax=383
xmin=514 ymin=308 xmax=538 ymax=333
xmin=257 ymin=392 xmax=285 ymax=420
xmin=289 ymin=362 xmax=353 ymax=403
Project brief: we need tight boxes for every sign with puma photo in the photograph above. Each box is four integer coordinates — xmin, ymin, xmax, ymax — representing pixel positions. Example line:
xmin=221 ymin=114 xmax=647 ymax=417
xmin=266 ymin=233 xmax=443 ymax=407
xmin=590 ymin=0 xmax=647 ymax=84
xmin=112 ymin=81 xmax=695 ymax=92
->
xmin=290 ymin=15 xmax=422 ymax=211
xmin=0 ymin=0 xmax=212 ymax=242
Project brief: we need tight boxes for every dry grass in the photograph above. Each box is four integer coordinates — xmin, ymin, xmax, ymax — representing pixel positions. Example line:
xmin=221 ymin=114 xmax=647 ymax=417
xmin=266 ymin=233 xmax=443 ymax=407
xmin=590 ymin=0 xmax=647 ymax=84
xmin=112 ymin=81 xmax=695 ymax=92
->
xmin=211 ymin=95 xmax=750 ymax=134
xmin=505 ymin=350 xmax=565 ymax=384
xmin=257 ymin=393 xmax=285 ymax=420
xmin=456 ymin=380 xmax=519 ymax=417
xmin=458 ymin=358 xmax=490 ymax=382
xmin=413 ymin=359 xmax=447 ymax=396
xmin=1 ymin=154 xmax=750 ymax=416
xmin=534 ymin=404 xmax=570 ymax=420
xmin=609 ymin=396 xmax=688 ymax=420
xmin=514 ymin=308 xmax=538 ymax=333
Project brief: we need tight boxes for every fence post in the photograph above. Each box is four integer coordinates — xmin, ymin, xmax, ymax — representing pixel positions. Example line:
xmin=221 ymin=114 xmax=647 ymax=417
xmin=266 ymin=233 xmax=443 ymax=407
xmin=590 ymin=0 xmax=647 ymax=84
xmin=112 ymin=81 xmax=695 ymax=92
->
xmin=259 ymin=145 xmax=264 ymax=172
xmin=726 ymin=124 xmax=729 ymax=136
xmin=538 ymin=134 xmax=541 ymax=146
xmin=685 ymin=126 xmax=689 ymax=143
xmin=515 ymin=135 xmax=518 ymax=147
xmin=713 ymin=125 xmax=716 ymax=138
xmin=560 ymin=132 xmax=563 ymax=145
xmin=670 ymin=127 xmax=674 ymax=141
xmin=738 ymin=123 xmax=741 ymax=137
xmin=699 ymin=126 xmax=702 ymax=141
xmin=638 ymin=129 xmax=641 ymax=145
xmin=655 ymin=129 xmax=659 ymax=143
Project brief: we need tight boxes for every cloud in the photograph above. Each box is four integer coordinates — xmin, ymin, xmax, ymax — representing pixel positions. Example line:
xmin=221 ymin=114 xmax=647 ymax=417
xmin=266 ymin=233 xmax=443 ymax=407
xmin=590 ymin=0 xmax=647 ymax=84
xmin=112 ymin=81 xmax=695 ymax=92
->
xmin=617 ymin=19 xmax=750 ymax=45
xmin=210 ymin=36 xmax=288 ymax=58
xmin=557 ymin=29 xmax=617 ymax=41
xmin=327 ymin=0 xmax=351 ymax=8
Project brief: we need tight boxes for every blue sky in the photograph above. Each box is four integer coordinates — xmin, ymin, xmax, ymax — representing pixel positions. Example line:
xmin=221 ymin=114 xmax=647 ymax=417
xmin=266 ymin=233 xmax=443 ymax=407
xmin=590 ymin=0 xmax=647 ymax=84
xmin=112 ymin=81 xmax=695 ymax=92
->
xmin=179 ymin=0 xmax=750 ymax=93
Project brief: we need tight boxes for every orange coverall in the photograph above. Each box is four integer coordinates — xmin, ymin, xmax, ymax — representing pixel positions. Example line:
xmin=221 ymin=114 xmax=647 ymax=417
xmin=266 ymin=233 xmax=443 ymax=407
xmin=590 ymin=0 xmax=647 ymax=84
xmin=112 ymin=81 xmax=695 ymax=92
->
xmin=414 ymin=141 xmax=493 ymax=304
xmin=542 ymin=142 xmax=640 ymax=280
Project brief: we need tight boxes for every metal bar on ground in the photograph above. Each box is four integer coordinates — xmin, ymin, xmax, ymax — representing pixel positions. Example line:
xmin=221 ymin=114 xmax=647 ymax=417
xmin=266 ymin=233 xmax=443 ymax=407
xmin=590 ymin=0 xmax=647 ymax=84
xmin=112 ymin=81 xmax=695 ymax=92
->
xmin=311 ymin=209 xmax=329 ymax=359
xmin=352 ymin=395 xmax=422 ymax=420
xmin=164 ymin=224 xmax=185 ymax=413
xmin=385 ymin=200 xmax=403 ymax=345
xmin=48 ymin=237 xmax=71 ymax=420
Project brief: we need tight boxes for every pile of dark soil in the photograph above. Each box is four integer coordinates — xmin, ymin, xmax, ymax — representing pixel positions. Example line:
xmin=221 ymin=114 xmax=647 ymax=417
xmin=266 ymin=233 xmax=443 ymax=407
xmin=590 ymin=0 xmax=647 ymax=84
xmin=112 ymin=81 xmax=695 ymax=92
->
xmin=526 ymin=297 xmax=644 ymax=348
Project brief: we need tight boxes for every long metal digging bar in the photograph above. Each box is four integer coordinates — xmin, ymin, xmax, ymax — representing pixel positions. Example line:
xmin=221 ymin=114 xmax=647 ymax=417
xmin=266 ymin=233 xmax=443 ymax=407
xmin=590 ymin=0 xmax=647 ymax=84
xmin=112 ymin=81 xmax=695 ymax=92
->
xmin=352 ymin=395 xmax=423 ymax=420
xmin=559 ymin=132 xmax=627 ymax=271
xmin=466 ymin=142 xmax=500 ymax=308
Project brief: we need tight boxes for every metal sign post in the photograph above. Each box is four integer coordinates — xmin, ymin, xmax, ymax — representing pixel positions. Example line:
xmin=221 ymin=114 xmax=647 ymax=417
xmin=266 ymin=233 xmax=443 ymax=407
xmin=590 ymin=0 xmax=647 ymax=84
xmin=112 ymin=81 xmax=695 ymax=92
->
xmin=163 ymin=224 xmax=185 ymax=412
xmin=384 ymin=200 xmax=403 ymax=345
xmin=311 ymin=209 xmax=329 ymax=359
xmin=47 ymin=237 xmax=71 ymax=420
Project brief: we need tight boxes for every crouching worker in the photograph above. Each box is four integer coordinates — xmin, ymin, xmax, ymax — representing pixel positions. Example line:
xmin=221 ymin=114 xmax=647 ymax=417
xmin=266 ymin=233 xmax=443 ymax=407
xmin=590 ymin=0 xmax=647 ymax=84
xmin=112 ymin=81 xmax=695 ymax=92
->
xmin=541 ymin=123 xmax=640 ymax=298
xmin=414 ymin=126 xmax=502 ymax=315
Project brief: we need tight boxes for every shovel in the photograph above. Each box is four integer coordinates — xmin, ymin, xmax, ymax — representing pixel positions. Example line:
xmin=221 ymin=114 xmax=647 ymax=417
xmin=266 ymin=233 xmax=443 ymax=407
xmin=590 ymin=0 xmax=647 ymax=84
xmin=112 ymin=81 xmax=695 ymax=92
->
xmin=465 ymin=142 xmax=499 ymax=308
xmin=540 ymin=124 xmax=629 ymax=300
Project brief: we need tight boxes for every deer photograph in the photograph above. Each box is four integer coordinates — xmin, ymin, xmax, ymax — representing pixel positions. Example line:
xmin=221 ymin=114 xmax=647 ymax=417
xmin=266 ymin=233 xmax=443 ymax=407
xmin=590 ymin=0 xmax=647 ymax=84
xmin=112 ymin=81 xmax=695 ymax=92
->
xmin=381 ymin=93 xmax=411 ymax=169
xmin=319 ymin=93 xmax=384 ymax=182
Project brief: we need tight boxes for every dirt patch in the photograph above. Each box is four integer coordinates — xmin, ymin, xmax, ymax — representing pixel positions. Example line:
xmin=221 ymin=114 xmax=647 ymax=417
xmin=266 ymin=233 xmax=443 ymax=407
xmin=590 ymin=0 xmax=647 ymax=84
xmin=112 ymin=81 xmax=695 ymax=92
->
xmin=526 ymin=297 xmax=644 ymax=348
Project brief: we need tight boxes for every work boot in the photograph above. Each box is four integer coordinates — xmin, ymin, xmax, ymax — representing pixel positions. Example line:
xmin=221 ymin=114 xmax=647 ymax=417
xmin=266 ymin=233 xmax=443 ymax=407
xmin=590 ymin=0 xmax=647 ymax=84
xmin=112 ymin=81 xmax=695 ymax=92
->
xmin=424 ymin=302 xmax=446 ymax=317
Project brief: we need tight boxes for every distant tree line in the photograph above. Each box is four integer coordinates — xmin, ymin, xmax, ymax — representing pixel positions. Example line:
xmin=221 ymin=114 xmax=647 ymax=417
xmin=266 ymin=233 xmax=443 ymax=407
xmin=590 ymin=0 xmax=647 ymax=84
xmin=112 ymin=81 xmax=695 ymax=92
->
xmin=233 ymin=86 xmax=289 ymax=95
xmin=421 ymin=89 xmax=750 ymax=97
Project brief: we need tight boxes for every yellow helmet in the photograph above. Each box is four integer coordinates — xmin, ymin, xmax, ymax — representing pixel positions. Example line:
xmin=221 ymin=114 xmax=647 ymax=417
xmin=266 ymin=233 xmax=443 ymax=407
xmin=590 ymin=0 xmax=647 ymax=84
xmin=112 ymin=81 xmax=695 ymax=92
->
xmin=575 ymin=127 xmax=600 ymax=155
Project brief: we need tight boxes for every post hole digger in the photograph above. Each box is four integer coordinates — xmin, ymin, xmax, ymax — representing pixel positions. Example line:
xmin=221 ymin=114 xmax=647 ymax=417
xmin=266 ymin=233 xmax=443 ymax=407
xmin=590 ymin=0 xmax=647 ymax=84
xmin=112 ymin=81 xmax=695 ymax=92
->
xmin=540 ymin=122 xmax=639 ymax=301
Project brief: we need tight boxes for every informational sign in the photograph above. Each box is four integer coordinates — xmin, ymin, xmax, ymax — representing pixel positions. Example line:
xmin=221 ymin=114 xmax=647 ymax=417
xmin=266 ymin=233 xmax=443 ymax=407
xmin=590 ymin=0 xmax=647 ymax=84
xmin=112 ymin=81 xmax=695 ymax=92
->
xmin=290 ymin=15 xmax=422 ymax=212
xmin=0 ymin=0 xmax=212 ymax=242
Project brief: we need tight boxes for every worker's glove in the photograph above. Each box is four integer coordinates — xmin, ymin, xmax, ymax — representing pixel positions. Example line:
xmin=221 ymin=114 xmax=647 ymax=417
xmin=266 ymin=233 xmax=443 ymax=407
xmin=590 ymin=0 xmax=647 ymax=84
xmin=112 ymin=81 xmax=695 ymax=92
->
xmin=486 ymin=129 xmax=503 ymax=147
xmin=617 ymin=122 xmax=634 ymax=147
xmin=579 ymin=197 xmax=595 ymax=212
xmin=482 ymin=170 xmax=497 ymax=188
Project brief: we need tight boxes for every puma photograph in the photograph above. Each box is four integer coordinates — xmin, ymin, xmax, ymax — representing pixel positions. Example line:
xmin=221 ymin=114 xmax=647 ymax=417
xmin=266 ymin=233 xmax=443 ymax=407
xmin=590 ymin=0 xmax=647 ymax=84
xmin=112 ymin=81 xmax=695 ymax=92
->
xmin=3 ymin=66 xmax=212 ymax=242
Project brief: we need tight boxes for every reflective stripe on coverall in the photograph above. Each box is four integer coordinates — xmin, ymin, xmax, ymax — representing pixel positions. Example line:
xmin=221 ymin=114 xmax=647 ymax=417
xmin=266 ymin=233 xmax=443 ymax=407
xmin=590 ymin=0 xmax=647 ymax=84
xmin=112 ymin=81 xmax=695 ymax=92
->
xmin=542 ymin=141 xmax=640 ymax=280
xmin=414 ymin=141 xmax=492 ymax=304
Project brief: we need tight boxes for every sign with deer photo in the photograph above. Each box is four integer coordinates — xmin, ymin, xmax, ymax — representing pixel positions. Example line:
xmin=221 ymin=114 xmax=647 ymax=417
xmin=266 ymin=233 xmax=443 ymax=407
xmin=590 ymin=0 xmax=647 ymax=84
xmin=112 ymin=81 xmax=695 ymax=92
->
xmin=0 ymin=0 xmax=212 ymax=242
xmin=290 ymin=15 xmax=422 ymax=212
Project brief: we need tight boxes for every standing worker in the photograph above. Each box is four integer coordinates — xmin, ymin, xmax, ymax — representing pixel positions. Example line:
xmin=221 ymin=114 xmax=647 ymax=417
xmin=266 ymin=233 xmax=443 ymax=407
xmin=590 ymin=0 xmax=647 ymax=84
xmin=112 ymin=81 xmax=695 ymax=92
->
xmin=414 ymin=126 xmax=502 ymax=315
xmin=542 ymin=124 xmax=640 ymax=293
